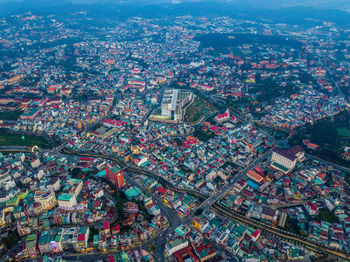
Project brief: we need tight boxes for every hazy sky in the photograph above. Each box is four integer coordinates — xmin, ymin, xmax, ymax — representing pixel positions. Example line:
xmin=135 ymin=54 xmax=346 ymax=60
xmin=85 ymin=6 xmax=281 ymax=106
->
xmin=0 ymin=0 xmax=349 ymax=11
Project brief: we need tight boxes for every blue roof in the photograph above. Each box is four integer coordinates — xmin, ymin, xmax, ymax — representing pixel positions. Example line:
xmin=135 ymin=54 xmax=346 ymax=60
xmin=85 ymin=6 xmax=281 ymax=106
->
xmin=247 ymin=179 xmax=259 ymax=189
xmin=97 ymin=169 xmax=106 ymax=177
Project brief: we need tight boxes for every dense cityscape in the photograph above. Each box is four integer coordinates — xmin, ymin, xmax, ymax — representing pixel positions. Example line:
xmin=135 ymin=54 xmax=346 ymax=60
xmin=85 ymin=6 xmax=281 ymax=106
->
xmin=0 ymin=0 xmax=350 ymax=261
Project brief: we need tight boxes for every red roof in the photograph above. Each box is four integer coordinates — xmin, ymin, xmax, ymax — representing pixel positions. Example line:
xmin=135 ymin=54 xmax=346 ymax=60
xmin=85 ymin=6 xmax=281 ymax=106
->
xmin=104 ymin=220 xmax=110 ymax=230
xmin=252 ymin=229 xmax=260 ymax=238
xmin=77 ymin=233 xmax=85 ymax=242
xmin=156 ymin=187 xmax=166 ymax=195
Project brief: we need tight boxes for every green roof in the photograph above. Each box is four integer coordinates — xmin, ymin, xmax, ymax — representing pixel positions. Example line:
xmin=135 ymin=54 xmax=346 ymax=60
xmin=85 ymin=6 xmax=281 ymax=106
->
xmin=271 ymin=162 xmax=290 ymax=172
xmin=58 ymin=193 xmax=74 ymax=201
xmin=97 ymin=169 xmax=106 ymax=177
xmin=124 ymin=187 xmax=141 ymax=199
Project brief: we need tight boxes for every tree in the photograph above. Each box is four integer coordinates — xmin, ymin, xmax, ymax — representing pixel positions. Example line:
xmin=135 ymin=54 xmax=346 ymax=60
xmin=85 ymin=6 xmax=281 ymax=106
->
xmin=71 ymin=167 xmax=82 ymax=178
xmin=194 ymin=208 xmax=203 ymax=216
xmin=150 ymin=244 xmax=156 ymax=252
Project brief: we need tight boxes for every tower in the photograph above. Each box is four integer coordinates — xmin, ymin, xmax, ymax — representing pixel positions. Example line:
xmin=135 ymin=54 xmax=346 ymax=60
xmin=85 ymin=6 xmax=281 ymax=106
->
xmin=106 ymin=166 xmax=125 ymax=189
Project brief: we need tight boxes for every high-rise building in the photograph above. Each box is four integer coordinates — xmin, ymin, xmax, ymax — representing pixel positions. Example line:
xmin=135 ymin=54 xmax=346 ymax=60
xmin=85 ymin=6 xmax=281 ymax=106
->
xmin=106 ymin=166 xmax=125 ymax=189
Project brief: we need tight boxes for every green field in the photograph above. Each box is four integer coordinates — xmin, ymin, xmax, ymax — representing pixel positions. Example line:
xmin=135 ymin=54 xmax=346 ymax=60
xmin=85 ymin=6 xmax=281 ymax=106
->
xmin=193 ymin=128 xmax=216 ymax=142
xmin=316 ymin=208 xmax=338 ymax=223
xmin=0 ymin=111 xmax=22 ymax=121
xmin=0 ymin=131 xmax=52 ymax=149
xmin=184 ymin=96 xmax=216 ymax=124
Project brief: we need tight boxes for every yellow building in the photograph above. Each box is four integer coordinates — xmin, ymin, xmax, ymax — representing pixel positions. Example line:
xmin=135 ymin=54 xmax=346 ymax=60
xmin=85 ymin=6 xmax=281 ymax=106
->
xmin=34 ymin=191 xmax=57 ymax=211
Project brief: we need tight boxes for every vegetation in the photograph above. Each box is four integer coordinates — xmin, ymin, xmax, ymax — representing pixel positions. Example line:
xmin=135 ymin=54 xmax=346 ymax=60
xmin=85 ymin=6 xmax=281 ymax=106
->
xmin=0 ymin=130 xmax=52 ymax=149
xmin=316 ymin=208 xmax=339 ymax=224
xmin=345 ymin=173 xmax=350 ymax=184
xmin=2 ymin=230 xmax=20 ymax=250
xmin=0 ymin=111 xmax=22 ymax=121
xmin=193 ymin=128 xmax=216 ymax=142
xmin=282 ymin=215 xmax=302 ymax=236
xmin=71 ymin=167 xmax=82 ymax=178
xmin=252 ymin=78 xmax=299 ymax=103
xmin=196 ymin=33 xmax=303 ymax=52
xmin=184 ymin=96 xmax=216 ymax=124
xmin=150 ymin=244 xmax=157 ymax=252
xmin=88 ymin=226 xmax=99 ymax=242
xmin=260 ymin=126 xmax=288 ymax=140
xmin=194 ymin=208 xmax=203 ymax=216
xmin=136 ymin=200 xmax=154 ymax=223
xmin=289 ymin=111 xmax=350 ymax=167
xmin=113 ymin=191 xmax=129 ymax=216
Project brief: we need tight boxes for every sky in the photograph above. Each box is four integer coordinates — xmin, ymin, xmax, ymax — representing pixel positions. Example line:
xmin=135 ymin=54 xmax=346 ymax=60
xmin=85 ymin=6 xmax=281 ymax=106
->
xmin=0 ymin=0 xmax=349 ymax=12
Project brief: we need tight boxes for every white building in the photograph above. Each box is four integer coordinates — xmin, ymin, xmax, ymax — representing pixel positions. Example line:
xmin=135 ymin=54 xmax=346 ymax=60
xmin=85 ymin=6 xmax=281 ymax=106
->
xmin=165 ymin=239 xmax=189 ymax=256
xmin=57 ymin=193 xmax=77 ymax=208
xmin=161 ymin=89 xmax=179 ymax=119
xmin=271 ymin=146 xmax=304 ymax=173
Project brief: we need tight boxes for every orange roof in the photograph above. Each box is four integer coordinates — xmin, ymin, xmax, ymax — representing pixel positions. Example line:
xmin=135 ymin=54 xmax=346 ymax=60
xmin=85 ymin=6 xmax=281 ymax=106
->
xmin=317 ymin=173 xmax=326 ymax=180
xmin=247 ymin=170 xmax=264 ymax=183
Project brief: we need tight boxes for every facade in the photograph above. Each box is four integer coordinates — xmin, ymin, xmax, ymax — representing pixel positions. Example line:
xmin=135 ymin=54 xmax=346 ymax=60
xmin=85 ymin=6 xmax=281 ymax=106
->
xmin=161 ymin=89 xmax=179 ymax=119
xmin=34 ymin=191 xmax=57 ymax=211
xmin=192 ymin=216 xmax=209 ymax=233
xmin=215 ymin=109 xmax=230 ymax=123
xmin=106 ymin=166 xmax=125 ymax=189
xmin=165 ymin=238 xmax=189 ymax=256
xmin=271 ymin=146 xmax=305 ymax=174
xmin=57 ymin=193 xmax=77 ymax=208
xmin=160 ymin=89 xmax=193 ymax=122
xmin=24 ymin=234 xmax=38 ymax=256
xmin=74 ymin=227 xmax=90 ymax=251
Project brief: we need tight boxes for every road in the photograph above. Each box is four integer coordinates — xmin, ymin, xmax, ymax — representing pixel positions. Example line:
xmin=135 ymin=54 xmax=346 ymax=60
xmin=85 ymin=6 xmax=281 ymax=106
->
xmin=3 ymin=85 xmax=350 ymax=262
xmin=212 ymin=202 xmax=350 ymax=261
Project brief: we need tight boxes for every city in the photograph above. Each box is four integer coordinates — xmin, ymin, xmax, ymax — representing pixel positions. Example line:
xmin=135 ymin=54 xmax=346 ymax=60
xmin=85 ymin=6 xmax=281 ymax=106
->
xmin=0 ymin=0 xmax=350 ymax=261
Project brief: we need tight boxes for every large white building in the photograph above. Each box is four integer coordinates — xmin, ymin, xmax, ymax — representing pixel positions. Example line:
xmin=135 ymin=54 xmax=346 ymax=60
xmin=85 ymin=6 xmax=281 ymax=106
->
xmin=160 ymin=89 xmax=193 ymax=122
xmin=161 ymin=89 xmax=179 ymax=119
xmin=271 ymin=146 xmax=304 ymax=173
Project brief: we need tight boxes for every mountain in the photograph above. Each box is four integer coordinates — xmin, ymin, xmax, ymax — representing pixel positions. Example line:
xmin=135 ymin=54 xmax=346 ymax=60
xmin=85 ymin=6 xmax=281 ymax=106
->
xmin=0 ymin=0 xmax=350 ymax=27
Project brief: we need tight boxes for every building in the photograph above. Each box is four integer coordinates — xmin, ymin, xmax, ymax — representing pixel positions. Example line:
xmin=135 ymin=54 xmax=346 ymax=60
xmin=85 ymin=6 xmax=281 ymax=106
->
xmin=271 ymin=146 xmax=304 ymax=174
xmin=38 ymin=229 xmax=63 ymax=254
xmin=23 ymin=234 xmax=38 ymax=256
xmin=193 ymin=241 xmax=217 ymax=262
xmin=234 ymin=178 xmax=247 ymax=192
xmin=31 ymin=158 xmax=41 ymax=168
xmin=161 ymin=89 xmax=179 ymax=119
xmin=261 ymin=207 xmax=278 ymax=222
xmin=246 ymin=170 xmax=264 ymax=184
xmin=34 ymin=191 xmax=57 ymax=211
xmin=74 ymin=227 xmax=90 ymax=252
xmin=65 ymin=178 xmax=83 ymax=197
xmin=192 ymin=216 xmax=209 ymax=233
xmin=159 ymin=89 xmax=193 ymax=122
xmin=57 ymin=193 xmax=77 ymax=208
xmin=215 ymin=109 xmax=230 ymax=123
xmin=106 ymin=166 xmax=125 ymax=189
xmin=20 ymin=108 xmax=40 ymax=120
xmin=165 ymin=238 xmax=189 ymax=256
